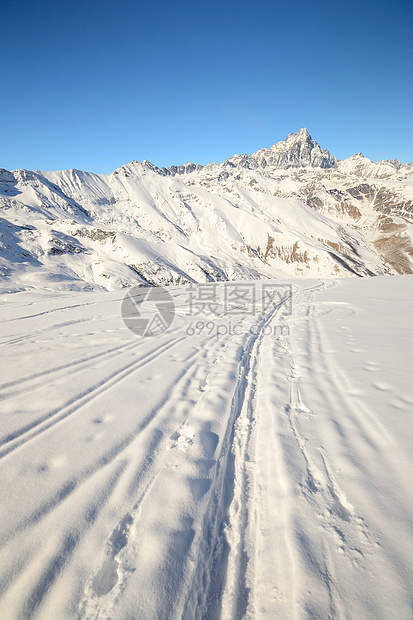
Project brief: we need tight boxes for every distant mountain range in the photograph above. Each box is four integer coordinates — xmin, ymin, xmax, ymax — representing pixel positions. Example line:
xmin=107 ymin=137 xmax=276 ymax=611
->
xmin=1 ymin=129 xmax=412 ymax=292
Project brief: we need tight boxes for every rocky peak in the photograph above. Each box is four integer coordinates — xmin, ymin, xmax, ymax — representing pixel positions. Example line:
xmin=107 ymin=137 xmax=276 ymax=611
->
xmin=164 ymin=162 xmax=204 ymax=176
xmin=0 ymin=169 xmax=15 ymax=183
xmin=222 ymin=129 xmax=338 ymax=171
xmin=257 ymin=128 xmax=338 ymax=169
xmin=131 ymin=159 xmax=203 ymax=177
xmin=295 ymin=127 xmax=310 ymax=139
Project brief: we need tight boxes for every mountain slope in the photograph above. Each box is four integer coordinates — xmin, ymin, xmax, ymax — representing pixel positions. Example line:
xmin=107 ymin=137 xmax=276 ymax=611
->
xmin=1 ymin=129 xmax=412 ymax=292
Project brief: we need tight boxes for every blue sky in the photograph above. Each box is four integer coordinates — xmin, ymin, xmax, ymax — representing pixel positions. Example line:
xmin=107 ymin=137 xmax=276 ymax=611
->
xmin=1 ymin=0 xmax=412 ymax=173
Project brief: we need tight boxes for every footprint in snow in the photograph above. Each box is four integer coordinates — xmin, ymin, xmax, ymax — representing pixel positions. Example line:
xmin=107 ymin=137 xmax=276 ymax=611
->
xmin=296 ymin=401 xmax=316 ymax=418
xmin=169 ymin=425 xmax=195 ymax=451
xmin=289 ymin=364 xmax=301 ymax=380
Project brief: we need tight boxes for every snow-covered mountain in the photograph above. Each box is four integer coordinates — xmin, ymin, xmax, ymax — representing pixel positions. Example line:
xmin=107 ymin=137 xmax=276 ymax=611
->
xmin=1 ymin=129 xmax=413 ymax=291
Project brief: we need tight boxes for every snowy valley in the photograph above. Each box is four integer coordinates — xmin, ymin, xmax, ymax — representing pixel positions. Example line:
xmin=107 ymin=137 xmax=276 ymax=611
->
xmin=1 ymin=130 xmax=413 ymax=619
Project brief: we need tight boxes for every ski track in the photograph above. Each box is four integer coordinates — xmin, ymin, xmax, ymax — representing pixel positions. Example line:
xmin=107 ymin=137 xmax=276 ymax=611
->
xmin=0 ymin=338 xmax=217 ymax=547
xmin=0 ymin=281 xmax=412 ymax=619
xmin=246 ymin=282 xmax=413 ymax=619
xmin=0 ymin=336 xmax=187 ymax=458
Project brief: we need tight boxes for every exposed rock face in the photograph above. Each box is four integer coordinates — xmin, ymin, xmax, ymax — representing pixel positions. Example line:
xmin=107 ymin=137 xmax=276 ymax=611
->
xmin=253 ymin=128 xmax=338 ymax=169
xmin=138 ymin=129 xmax=337 ymax=175
xmin=223 ymin=128 xmax=337 ymax=170
xmin=138 ymin=160 xmax=204 ymax=176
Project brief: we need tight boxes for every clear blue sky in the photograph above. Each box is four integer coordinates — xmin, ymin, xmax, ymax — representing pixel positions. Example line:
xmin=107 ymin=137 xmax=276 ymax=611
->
xmin=1 ymin=0 xmax=412 ymax=173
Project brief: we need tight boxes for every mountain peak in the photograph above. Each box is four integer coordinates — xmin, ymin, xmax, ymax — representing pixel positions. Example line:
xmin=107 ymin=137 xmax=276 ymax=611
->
xmin=252 ymin=129 xmax=337 ymax=170
xmin=133 ymin=129 xmax=336 ymax=176
xmin=292 ymin=127 xmax=310 ymax=139
xmin=0 ymin=168 xmax=15 ymax=182
xmin=282 ymin=128 xmax=312 ymax=146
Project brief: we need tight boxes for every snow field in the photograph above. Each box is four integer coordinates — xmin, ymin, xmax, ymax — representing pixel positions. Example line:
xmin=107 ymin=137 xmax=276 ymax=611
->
xmin=0 ymin=276 xmax=412 ymax=618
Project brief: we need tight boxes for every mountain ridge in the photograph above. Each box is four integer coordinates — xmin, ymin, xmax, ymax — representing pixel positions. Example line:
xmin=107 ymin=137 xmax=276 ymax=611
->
xmin=3 ymin=128 xmax=412 ymax=178
xmin=1 ymin=129 xmax=413 ymax=292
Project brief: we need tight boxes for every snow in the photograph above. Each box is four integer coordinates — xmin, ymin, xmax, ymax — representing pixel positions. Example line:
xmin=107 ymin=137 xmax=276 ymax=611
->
xmin=0 ymin=275 xmax=412 ymax=618
xmin=1 ymin=129 xmax=413 ymax=617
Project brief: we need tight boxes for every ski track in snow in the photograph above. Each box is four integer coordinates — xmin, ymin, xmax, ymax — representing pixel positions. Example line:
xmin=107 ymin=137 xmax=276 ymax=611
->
xmin=0 ymin=278 xmax=412 ymax=619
